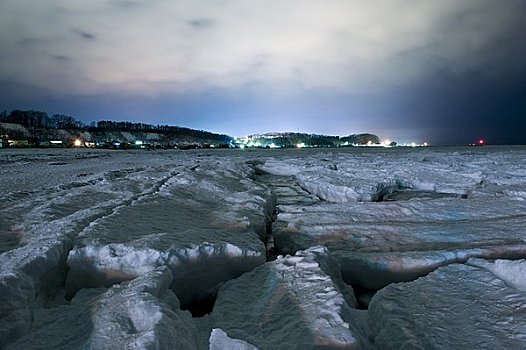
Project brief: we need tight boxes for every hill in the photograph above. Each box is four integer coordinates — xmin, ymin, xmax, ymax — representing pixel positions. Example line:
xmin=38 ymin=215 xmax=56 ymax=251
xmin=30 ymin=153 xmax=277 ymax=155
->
xmin=236 ymin=132 xmax=380 ymax=148
xmin=0 ymin=110 xmax=233 ymax=148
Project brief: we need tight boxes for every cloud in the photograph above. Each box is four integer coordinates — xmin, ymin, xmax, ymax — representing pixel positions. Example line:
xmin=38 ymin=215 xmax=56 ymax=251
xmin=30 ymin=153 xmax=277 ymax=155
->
xmin=71 ymin=29 xmax=96 ymax=40
xmin=1 ymin=0 xmax=525 ymax=99
xmin=187 ymin=18 xmax=215 ymax=29
xmin=52 ymin=55 xmax=71 ymax=61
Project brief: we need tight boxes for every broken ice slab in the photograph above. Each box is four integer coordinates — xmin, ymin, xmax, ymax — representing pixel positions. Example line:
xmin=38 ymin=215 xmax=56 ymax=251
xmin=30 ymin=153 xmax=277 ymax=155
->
xmin=1 ymin=155 xmax=274 ymax=346
xmin=276 ymin=196 xmax=526 ymax=224
xmin=0 ymin=161 xmax=204 ymax=346
xmin=335 ymin=241 xmax=526 ymax=289
xmin=6 ymin=267 xmax=199 ymax=350
xmin=67 ymin=239 xmax=266 ymax=306
xmin=0 ymin=164 xmax=190 ymax=343
xmin=0 ymin=237 xmax=72 ymax=348
xmin=209 ymin=246 xmax=362 ymax=349
xmin=367 ymin=259 xmax=526 ymax=349
xmin=268 ymin=146 xmax=526 ymax=202
xmin=89 ymin=266 xmax=198 ymax=349
xmin=67 ymin=162 xmax=273 ymax=306
xmin=256 ymin=152 xmax=487 ymax=202
xmin=274 ymin=197 xmax=526 ymax=289
xmin=4 ymin=287 xmax=105 ymax=350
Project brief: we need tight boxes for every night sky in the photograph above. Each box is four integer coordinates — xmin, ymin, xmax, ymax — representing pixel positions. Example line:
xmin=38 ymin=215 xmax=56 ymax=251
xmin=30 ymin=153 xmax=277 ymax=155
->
xmin=1 ymin=1 xmax=525 ymax=145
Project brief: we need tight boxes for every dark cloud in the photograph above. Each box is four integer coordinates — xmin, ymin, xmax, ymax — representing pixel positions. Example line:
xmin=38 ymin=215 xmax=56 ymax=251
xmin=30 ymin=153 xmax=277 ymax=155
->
xmin=187 ymin=18 xmax=215 ymax=29
xmin=111 ymin=0 xmax=141 ymax=8
xmin=71 ymin=29 xmax=96 ymax=40
xmin=52 ymin=55 xmax=71 ymax=62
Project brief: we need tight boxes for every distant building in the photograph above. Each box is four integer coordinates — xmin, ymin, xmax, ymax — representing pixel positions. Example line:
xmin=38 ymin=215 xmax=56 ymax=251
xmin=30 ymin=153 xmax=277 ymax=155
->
xmin=8 ymin=139 xmax=30 ymax=147
xmin=50 ymin=140 xmax=64 ymax=147
xmin=38 ymin=140 xmax=64 ymax=147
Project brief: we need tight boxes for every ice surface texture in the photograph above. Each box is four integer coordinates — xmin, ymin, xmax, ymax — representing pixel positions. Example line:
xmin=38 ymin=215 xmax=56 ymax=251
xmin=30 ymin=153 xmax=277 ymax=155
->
xmin=209 ymin=328 xmax=258 ymax=350
xmin=66 ymin=159 xmax=271 ymax=305
xmin=0 ymin=150 xmax=274 ymax=346
xmin=274 ymin=197 xmax=526 ymax=289
xmin=368 ymin=259 xmax=526 ymax=349
xmin=210 ymin=246 xmax=361 ymax=349
xmin=2 ymin=146 xmax=526 ymax=348
xmin=265 ymin=148 xmax=526 ymax=289
xmin=7 ymin=267 xmax=198 ymax=349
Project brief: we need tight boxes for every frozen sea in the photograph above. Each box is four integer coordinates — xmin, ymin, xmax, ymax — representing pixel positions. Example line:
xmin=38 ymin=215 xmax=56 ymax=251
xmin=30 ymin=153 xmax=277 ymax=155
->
xmin=1 ymin=146 xmax=526 ymax=349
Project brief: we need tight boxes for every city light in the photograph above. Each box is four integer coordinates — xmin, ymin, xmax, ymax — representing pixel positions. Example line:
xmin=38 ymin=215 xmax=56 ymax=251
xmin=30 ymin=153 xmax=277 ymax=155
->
xmin=74 ymin=139 xmax=82 ymax=147
xmin=233 ymin=134 xmax=430 ymax=149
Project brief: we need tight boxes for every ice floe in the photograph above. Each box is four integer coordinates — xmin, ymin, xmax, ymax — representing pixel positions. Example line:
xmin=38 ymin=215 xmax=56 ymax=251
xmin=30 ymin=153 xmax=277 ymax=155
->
xmin=367 ymin=260 xmax=526 ymax=349
xmin=6 ymin=267 xmax=199 ymax=349
xmin=209 ymin=246 xmax=361 ymax=349
xmin=66 ymin=160 xmax=272 ymax=306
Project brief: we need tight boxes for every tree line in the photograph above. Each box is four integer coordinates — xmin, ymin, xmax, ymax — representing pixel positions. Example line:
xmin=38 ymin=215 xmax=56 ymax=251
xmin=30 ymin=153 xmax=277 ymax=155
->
xmin=0 ymin=109 xmax=232 ymax=143
xmin=95 ymin=120 xmax=231 ymax=142
xmin=0 ymin=110 xmax=83 ymax=130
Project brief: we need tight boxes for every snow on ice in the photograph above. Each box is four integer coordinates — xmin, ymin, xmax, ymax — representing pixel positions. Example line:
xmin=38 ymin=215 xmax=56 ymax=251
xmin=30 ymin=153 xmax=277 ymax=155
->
xmin=208 ymin=328 xmax=258 ymax=350
xmin=210 ymin=246 xmax=360 ymax=349
xmin=1 ymin=146 xmax=526 ymax=348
